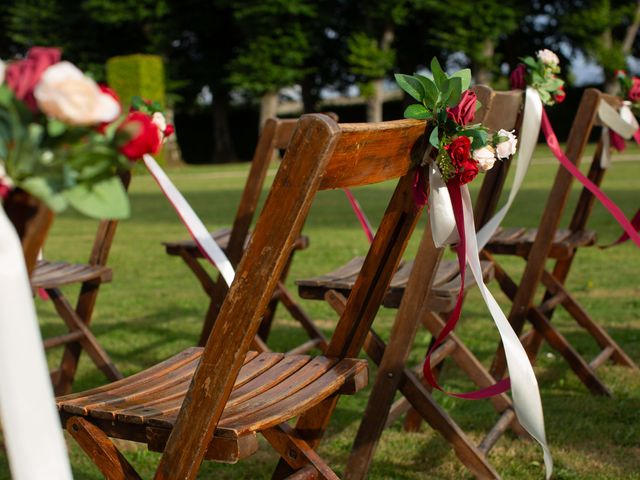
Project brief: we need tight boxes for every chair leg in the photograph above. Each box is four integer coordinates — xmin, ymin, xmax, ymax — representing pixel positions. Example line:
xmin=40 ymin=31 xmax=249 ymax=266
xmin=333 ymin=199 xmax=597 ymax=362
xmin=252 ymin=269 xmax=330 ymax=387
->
xmin=49 ymin=287 xmax=122 ymax=395
xmin=264 ymin=423 xmax=339 ymax=480
xmin=66 ymin=417 xmax=141 ymax=480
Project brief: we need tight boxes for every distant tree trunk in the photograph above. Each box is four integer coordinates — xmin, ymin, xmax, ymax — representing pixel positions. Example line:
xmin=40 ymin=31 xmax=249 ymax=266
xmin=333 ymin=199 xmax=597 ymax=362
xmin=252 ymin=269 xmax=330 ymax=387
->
xmin=623 ymin=1 xmax=640 ymax=54
xmin=211 ymin=88 xmax=237 ymax=164
xmin=260 ymin=90 xmax=279 ymax=130
xmin=366 ymin=25 xmax=395 ymax=123
xmin=164 ymin=105 xmax=184 ymax=167
xmin=475 ymin=38 xmax=495 ymax=85
xmin=301 ymin=75 xmax=318 ymax=113
xmin=366 ymin=79 xmax=384 ymax=123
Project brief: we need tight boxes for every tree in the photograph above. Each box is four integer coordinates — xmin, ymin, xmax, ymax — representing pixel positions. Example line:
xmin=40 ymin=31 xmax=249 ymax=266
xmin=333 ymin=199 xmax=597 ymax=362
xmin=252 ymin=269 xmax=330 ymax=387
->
xmin=227 ymin=1 xmax=316 ymax=128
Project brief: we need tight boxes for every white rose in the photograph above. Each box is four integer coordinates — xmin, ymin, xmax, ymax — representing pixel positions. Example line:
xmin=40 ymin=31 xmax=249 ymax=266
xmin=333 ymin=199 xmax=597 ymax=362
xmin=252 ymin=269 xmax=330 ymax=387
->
xmin=536 ymin=49 xmax=559 ymax=67
xmin=34 ymin=61 xmax=120 ymax=126
xmin=0 ymin=60 xmax=5 ymax=86
xmin=0 ymin=162 xmax=14 ymax=189
xmin=495 ymin=129 xmax=518 ymax=159
xmin=472 ymin=145 xmax=497 ymax=172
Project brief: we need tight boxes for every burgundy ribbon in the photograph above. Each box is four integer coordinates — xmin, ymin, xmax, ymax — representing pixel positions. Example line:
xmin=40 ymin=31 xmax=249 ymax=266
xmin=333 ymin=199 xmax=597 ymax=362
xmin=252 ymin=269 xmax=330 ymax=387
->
xmin=343 ymin=188 xmax=374 ymax=243
xmin=599 ymin=208 xmax=640 ymax=249
xmin=413 ymin=167 xmax=429 ymax=207
xmin=540 ymin=109 xmax=640 ymax=249
xmin=422 ymin=181 xmax=511 ymax=399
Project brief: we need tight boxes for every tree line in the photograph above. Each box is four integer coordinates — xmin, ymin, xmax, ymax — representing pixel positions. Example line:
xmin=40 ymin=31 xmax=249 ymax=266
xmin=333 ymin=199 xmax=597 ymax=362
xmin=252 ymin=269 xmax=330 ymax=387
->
xmin=0 ymin=0 xmax=638 ymax=163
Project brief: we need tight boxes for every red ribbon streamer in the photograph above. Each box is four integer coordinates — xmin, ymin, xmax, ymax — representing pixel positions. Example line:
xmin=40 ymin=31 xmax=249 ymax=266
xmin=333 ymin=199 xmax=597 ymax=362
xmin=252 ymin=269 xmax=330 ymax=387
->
xmin=540 ymin=109 xmax=640 ymax=249
xmin=343 ymin=188 xmax=374 ymax=243
xmin=599 ymin=209 xmax=640 ymax=249
xmin=422 ymin=181 xmax=511 ymax=399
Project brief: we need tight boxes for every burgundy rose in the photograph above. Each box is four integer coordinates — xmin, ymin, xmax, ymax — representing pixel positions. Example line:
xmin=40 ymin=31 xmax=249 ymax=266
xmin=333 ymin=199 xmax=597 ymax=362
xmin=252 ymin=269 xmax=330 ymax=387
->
xmin=554 ymin=85 xmax=566 ymax=103
xmin=609 ymin=130 xmax=626 ymax=152
xmin=458 ymin=158 xmax=479 ymax=185
xmin=117 ymin=111 xmax=161 ymax=160
xmin=510 ymin=64 xmax=527 ymax=90
xmin=444 ymin=135 xmax=472 ymax=171
xmin=628 ymin=77 xmax=640 ymax=102
xmin=446 ymin=90 xmax=476 ymax=126
xmin=5 ymin=47 xmax=61 ymax=112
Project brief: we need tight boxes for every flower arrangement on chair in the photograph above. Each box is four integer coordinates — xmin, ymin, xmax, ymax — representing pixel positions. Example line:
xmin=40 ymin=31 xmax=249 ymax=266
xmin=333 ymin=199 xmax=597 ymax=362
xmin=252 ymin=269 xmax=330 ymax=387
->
xmin=510 ymin=49 xmax=566 ymax=105
xmin=395 ymin=58 xmax=517 ymax=188
xmin=0 ymin=47 xmax=172 ymax=219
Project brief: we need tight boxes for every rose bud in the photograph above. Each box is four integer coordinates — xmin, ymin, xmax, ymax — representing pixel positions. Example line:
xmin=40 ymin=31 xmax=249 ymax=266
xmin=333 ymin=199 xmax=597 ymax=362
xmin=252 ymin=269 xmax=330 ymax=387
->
xmin=117 ymin=111 xmax=162 ymax=160
xmin=458 ymin=158 xmax=479 ymax=185
xmin=444 ymin=135 xmax=472 ymax=172
xmin=510 ymin=64 xmax=527 ymax=90
xmin=536 ymin=49 xmax=560 ymax=67
xmin=446 ymin=90 xmax=477 ymax=126
xmin=553 ymin=85 xmax=566 ymax=104
xmin=473 ymin=145 xmax=497 ymax=171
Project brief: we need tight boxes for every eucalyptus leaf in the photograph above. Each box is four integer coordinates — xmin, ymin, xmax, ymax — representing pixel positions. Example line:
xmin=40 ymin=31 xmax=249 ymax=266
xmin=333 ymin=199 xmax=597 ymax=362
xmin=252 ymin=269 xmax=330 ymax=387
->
xmin=394 ymin=74 xmax=424 ymax=102
xmin=47 ymin=119 xmax=67 ymax=137
xmin=450 ymin=69 xmax=471 ymax=91
xmin=429 ymin=126 xmax=439 ymax=148
xmin=522 ymin=57 xmax=538 ymax=69
xmin=430 ymin=57 xmax=447 ymax=90
xmin=20 ymin=176 xmax=68 ymax=213
xmin=446 ymin=77 xmax=462 ymax=107
xmin=415 ymin=74 xmax=439 ymax=104
xmin=64 ymin=176 xmax=130 ymax=219
xmin=403 ymin=103 xmax=430 ymax=120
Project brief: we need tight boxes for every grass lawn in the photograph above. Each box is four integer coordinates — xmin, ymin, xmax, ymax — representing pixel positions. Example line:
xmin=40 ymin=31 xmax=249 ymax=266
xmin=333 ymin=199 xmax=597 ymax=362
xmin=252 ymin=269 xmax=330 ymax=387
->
xmin=1 ymin=145 xmax=639 ymax=479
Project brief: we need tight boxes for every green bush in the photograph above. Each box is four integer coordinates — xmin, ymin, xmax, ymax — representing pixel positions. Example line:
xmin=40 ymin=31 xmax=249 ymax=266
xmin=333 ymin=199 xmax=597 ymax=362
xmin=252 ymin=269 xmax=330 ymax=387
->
xmin=106 ymin=54 xmax=166 ymax=110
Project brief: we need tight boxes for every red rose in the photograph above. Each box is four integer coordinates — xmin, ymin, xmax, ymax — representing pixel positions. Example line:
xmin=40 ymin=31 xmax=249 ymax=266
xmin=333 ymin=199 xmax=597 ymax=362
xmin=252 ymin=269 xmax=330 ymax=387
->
xmin=117 ymin=111 xmax=161 ymax=160
xmin=444 ymin=135 xmax=472 ymax=171
xmin=458 ymin=158 xmax=479 ymax=185
xmin=446 ymin=90 xmax=476 ymax=126
xmin=609 ymin=130 xmax=626 ymax=152
xmin=628 ymin=77 xmax=640 ymax=102
xmin=510 ymin=64 xmax=527 ymax=90
xmin=5 ymin=47 xmax=61 ymax=112
xmin=164 ymin=124 xmax=175 ymax=137
xmin=554 ymin=85 xmax=566 ymax=103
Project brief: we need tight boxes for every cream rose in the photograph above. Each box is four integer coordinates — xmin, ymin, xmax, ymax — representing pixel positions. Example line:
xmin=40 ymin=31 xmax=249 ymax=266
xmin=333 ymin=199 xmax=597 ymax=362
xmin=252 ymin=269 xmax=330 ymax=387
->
xmin=495 ymin=129 xmax=518 ymax=159
xmin=152 ymin=111 xmax=167 ymax=133
xmin=472 ymin=145 xmax=496 ymax=172
xmin=536 ymin=49 xmax=559 ymax=67
xmin=0 ymin=60 xmax=5 ymax=86
xmin=34 ymin=61 xmax=120 ymax=126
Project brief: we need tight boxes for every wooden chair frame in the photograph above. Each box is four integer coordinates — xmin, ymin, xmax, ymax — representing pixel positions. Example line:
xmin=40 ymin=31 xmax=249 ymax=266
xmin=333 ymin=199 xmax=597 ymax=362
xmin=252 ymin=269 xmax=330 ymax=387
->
xmin=293 ymin=87 xmax=529 ymax=479
xmin=163 ymin=117 xmax=326 ymax=352
xmin=27 ymin=172 xmax=131 ymax=395
xmin=57 ymin=114 xmax=440 ymax=479
xmin=485 ymin=88 xmax=639 ymax=395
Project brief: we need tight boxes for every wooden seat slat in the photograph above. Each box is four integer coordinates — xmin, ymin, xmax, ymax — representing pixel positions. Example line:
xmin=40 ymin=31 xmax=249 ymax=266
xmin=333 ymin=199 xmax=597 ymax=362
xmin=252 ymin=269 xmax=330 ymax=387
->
xmin=31 ymin=260 xmax=113 ymax=289
xmin=83 ymin=352 xmax=268 ymax=419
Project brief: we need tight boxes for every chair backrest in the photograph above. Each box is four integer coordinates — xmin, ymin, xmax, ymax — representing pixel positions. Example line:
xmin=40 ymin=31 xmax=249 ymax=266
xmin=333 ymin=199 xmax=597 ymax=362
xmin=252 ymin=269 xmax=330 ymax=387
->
xmin=155 ymin=115 xmax=428 ymax=478
xmin=507 ymin=88 xmax=621 ymax=325
xmin=225 ymin=117 xmax=298 ymax=267
xmin=472 ymin=86 xmax=525 ymax=228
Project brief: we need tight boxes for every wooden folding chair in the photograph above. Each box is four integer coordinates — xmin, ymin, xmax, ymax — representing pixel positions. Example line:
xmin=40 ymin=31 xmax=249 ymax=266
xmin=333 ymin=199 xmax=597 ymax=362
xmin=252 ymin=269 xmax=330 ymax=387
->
xmin=484 ymin=88 xmax=639 ymax=396
xmin=56 ymin=114 xmax=441 ymax=479
xmin=6 ymin=174 xmax=130 ymax=396
xmin=163 ymin=117 xmax=325 ymax=352
xmin=294 ymin=87 xmax=528 ymax=479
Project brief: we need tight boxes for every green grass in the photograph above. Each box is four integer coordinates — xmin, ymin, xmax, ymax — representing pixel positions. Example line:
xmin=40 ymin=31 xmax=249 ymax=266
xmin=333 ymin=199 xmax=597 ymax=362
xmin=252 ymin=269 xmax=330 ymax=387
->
xmin=1 ymin=145 xmax=639 ymax=479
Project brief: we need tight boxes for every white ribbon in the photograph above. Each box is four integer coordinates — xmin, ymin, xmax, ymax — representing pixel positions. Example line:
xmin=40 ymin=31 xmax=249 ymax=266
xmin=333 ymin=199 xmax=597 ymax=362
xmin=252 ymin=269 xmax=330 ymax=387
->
xmin=143 ymin=154 xmax=235 ymax=286
xmin=461 ymin=186 xmax=553 ymax=479
xmin=599 ymin=101 xmax=639 ymax=168
xmin=0 ymin=207 xmax=73 ymax=480
xmin=476 ymin=87 xmax=542 ymax=249
xmin=429 ymin=164 xmax=459 ymax=247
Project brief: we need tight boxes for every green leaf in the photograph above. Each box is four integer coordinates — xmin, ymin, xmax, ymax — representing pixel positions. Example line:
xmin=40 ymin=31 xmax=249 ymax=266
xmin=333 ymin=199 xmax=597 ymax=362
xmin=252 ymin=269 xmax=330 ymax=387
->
xmin=429 ymin=126 xmax=439 ymax=148
xmin=467 ymin=128 xmax=488 ymax=150
xmin=415 ymin=74 xmax=439 ymax=104
xmin=0 ymin=86 xmax=13 ymax=106
xmin=403 ymin=103 xmax=430 ymax=120
xmin=47 ymin=119 xmax=67 ymax=137
xmin=430 ymin=57 xmax=447 ymax=90
xmin=446 ymin=77 xmax=462 ymax=107
xmin=450 ymin=69 xmax=471 ymax=91
xmin=394 ymin=74 xmax=424 ymax=102
xmin=20 ymin=177 xmax=68 ymax=213
xmin=64 ymin=176 xmax=130 ymax=219
xmin=522 ymin=57 xmax=538 ymax=70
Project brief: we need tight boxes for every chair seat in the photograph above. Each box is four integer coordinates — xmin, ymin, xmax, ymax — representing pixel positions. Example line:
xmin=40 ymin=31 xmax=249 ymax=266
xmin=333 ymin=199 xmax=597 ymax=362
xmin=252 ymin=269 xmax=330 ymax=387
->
xmin=57 ymin=347 xmax=367 ymax=463
xmin=297 ymin=257 xmax=494 ymax=312
xmin=484 ymin=227 xmax=597 ymax=259
xmin=31 ymin=260 xmax=112 ymax=289
xmin=163 ymin=227 xmax=309 ymax=258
